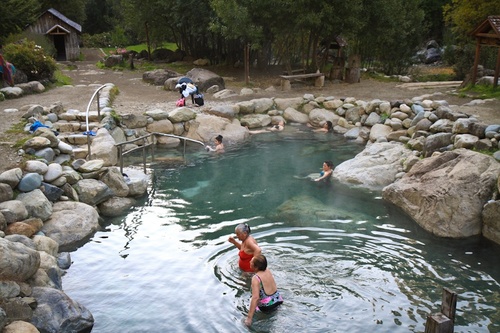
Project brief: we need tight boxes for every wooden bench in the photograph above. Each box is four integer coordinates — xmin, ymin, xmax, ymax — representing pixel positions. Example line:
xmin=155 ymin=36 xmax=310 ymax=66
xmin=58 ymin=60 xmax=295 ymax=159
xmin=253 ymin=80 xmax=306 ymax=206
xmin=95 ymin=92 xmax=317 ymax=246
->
xmin=279 ymin=72 xmax=325 ymax=90
xmin=281 ymin=68 xmax=306 ymax=75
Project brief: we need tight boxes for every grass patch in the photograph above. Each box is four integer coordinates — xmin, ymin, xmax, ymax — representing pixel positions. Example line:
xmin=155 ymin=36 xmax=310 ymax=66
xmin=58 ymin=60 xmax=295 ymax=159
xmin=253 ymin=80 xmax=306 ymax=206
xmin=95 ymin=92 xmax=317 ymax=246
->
xmin=413 ymin=72 xmax=456 ymax=82
xmin=53 ymin=68 xmax=73 ymax=86
xmin=0 ymin=121 xmax=31 ymax=149
xmin=13 ymin=136 xmax=31 ymax=149
xmin=459 ymin=84 xmax=500 ymax=100
xmin=102 ymin=43 xmax=178 ymax=56
xmin=6 ymin=120 xmax=28 ymax=135
xmin=109 ymin=109 xmax=122 ymax=123
xmin=363 ymin=71 xmax=399 ymax=82
xmin=408 ymin=66 xmax=456 ymax=82
xmin=109 ymin=86 xmax=120 ymax=105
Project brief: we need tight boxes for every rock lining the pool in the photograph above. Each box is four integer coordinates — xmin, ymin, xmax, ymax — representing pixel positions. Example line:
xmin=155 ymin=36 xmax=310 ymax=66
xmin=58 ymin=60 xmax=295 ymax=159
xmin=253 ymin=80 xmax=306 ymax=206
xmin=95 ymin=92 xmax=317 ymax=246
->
xmin=0 ymin=89 xmax=499 ymax=332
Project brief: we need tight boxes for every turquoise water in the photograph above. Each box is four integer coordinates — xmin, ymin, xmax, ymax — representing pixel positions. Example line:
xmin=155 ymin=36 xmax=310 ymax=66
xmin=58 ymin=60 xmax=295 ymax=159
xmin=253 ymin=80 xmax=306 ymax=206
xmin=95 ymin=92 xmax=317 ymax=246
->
xmin=62 ymin=128 xmax=500 ymax=333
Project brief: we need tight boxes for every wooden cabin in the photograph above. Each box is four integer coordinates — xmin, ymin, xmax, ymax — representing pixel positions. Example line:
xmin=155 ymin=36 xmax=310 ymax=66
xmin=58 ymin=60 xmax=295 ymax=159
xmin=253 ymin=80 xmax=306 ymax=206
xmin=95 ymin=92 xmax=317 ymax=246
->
xmin=25 ymin=8 xmax=82 ymax=61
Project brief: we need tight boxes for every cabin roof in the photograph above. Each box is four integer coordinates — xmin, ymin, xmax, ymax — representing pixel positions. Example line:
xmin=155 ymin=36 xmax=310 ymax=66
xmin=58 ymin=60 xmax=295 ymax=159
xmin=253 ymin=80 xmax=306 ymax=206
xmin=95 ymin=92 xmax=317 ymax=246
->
xmin=42 ymin=8 xmax=82 ymax=33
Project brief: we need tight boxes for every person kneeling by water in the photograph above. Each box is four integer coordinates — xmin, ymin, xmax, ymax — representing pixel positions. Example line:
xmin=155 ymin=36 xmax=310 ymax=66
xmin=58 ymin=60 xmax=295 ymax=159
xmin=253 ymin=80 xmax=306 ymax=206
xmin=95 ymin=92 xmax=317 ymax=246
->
xmin=245 ymin=254 xmax=283 ymax=326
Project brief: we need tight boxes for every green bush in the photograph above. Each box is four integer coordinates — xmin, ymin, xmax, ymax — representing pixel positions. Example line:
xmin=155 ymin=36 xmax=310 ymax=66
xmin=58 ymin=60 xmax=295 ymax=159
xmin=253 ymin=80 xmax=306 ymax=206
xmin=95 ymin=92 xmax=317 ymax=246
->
xmin=82 ymin=32 xmax=112 ymax=48
xmin=4 ymin=31 xmax=56 ymax=58
xmin=3 ymin=39 xmax=57 ymax=82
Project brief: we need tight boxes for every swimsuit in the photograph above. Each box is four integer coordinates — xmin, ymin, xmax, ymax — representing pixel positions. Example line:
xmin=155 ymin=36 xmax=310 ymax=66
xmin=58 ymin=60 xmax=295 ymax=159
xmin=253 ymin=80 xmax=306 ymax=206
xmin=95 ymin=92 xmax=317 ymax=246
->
xmin=238 ymin=250 xmax=253 ymax=272
xmin=254 ymin=275 xmax=283 ymax=312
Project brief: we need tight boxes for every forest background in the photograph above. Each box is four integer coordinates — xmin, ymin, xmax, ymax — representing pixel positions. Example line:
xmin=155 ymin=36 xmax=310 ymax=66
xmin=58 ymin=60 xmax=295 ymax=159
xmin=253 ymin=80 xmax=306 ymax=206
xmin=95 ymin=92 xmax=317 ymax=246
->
xmin=0 ymin=0 xmax=499 ymax=80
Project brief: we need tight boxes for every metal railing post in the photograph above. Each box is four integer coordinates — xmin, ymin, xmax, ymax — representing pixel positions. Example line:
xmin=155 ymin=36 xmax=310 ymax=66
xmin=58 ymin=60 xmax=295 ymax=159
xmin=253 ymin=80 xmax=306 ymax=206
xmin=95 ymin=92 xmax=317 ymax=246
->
xmin=142 ymin=137 xmax=147 ymax=174
xmin=114 ymin=133 xmax=205 ymax=174
xmin=87 ymin=132 xmax=91 ymax=160
xmin=96 ymin=91 xmax=101 ymax=117
xmin=85 ymin=83 xmax=112 ymax=162
xmin=118 ymin=145 xmax=123 ymax=174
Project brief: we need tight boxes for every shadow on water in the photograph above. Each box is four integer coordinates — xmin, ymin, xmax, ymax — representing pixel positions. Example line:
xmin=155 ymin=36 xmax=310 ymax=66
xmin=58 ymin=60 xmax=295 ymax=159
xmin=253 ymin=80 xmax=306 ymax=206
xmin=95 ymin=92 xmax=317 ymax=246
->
xmin=63 ymin=129 xmax=500 ymax=333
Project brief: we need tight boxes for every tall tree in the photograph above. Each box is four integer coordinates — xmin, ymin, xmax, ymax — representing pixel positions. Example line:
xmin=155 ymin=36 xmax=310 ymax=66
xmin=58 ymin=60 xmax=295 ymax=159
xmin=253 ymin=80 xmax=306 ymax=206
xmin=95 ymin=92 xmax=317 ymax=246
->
xmin=443 ymin=0 xmax=500 ymax=78
xmin=84 ymin=0 xmax=118 ymax=34
xmin=420 ymin=0 xmax=451 ymax=43
xmin=356 ymin=0 xmax=425 ymax=74
xmin=0 ymin=0 xmax=40 ymax=46
xmin=444 ymin=0 xmax=500 ymax=41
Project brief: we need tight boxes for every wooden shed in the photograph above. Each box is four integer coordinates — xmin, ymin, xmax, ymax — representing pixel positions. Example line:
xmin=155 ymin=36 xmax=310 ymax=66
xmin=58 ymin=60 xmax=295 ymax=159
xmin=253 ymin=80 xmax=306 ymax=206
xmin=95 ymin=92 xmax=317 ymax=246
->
xmin=470 ymin=16 xmax=500 ymax=87
xmin=25 ymin=8 xmax=82 ymax=61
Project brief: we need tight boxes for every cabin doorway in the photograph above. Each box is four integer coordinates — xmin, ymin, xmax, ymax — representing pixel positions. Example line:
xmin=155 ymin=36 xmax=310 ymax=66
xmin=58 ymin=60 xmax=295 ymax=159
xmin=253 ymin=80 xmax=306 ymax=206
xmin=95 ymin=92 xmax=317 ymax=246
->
xmin=53 ymin=34 xmax=66 ymax=61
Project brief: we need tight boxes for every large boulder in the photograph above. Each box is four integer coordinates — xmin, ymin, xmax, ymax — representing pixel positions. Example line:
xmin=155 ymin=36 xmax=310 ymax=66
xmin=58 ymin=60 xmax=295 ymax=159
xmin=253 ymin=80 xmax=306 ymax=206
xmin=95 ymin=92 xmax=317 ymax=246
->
xmin=382 ymin=149 xmax=500 ymax=238
xmin=2 ymin=321 xmax=40 ymax=333
xmin=333 ymin=142 xmax=413 ymax=191
xmin=31 ymin=287 xmax=94 ymax=333
xmin=185 ymin=68 xmax=225 ymax=92
xmin=142 ymin=69 xmax=181 ymax=86
xmin=268 ymin=194 xmax=363 ymax=225
xmin=41 ymin=201 xmax=100 ymax=251
xmin=17 ymin=189 xmax=53 ymax=221
xmin=89 ymin=128 xmax=118 ymax=166
xmin=0 ymin=238 xmax=40 ymax=281
xmin=122 ymin=168 xmax=149 ymax=197
xmin=482 ymin=200 xmax=500 ymax=244
xmin=185 ymin=114 xmax=231 ymax=143
xmin=73 ymin=179 xmax=113 ymax=206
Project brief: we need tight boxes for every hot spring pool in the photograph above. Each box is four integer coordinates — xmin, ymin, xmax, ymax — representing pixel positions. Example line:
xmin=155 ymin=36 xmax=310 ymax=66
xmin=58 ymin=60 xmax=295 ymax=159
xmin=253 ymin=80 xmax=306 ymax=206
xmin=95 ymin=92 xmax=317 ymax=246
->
xmin=62 ymin=128 xmax=500 ymax=333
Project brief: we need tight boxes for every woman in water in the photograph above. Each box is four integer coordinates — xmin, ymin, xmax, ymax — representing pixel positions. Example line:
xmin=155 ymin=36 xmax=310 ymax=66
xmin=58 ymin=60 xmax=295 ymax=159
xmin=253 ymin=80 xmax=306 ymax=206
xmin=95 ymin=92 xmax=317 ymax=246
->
xmin=315 ymin=160 xmax=334 ymax=182
xmin=245 ymin=254 xmax=284 ymax=326
xmin=247 ymin=120 xmax=285 ymax=134
xmin=228 ymin=223 xmax=261 ymax=272
xmin=206 ymin=134 xmax=225 ymax=153
xmin=309 ymin=120 xmax=333 ymax=133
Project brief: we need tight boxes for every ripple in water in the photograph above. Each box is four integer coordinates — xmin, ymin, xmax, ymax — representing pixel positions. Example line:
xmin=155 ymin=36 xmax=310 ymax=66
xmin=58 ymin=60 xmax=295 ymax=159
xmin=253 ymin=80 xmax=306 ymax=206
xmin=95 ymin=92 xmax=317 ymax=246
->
xmin=63 ymin=132 xmax=500 ymax=333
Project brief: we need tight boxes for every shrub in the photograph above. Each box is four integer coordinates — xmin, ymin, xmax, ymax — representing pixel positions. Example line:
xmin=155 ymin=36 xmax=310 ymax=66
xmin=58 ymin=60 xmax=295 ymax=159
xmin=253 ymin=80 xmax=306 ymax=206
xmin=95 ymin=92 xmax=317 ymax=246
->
xmin=3 ymin=39 xmax=57 ymax=82
xmin=81 ymin=32 xmax=112 ymax=48
xmin=4 ymin=31 xmax=56 ymax=58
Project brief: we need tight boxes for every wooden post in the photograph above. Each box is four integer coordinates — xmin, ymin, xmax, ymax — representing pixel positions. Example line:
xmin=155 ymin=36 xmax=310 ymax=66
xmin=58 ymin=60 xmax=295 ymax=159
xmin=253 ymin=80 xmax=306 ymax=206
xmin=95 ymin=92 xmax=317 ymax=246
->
xmin=145 ymin=22 xmax=151 ymax=61
xmin=345 ymin=54 xmax=361 ymax=83
xmin=424 ymin=288 xmax=457 ymax=333
xmin=244 ymin=43 xmax=250 ymax=86
xmin=471 ymin=40 xmax=481 ymax=86
xmin=330 ymin=57 xmax=345 ymax=81
xmin=425 ymin=313 xmax=453 ymax=333
xmin=441 ymin=287 xmax=457 ymax=322
xmin=281 ymin=79 xmax=291 ymax=91
xmin=314 ymin=70 xmax=324 ymax=87
xmin=493 ymin=48 xmax=500 ymax=88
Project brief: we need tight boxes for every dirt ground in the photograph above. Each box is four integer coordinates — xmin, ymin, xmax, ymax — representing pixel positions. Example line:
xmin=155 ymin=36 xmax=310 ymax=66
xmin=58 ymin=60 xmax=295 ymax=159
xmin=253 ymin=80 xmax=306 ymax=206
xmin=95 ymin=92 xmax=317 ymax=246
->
xmin=0 ymin=56 xmax=499 ymax=173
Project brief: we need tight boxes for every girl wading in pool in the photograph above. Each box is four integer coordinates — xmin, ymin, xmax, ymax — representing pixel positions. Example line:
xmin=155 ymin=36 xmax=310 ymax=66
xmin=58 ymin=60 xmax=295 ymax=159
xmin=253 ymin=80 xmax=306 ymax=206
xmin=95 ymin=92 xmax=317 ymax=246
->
xmin=206 ymin=134 xmax=225 ymax=153
xmin=245 ymin=254 xmax=283 ymax=326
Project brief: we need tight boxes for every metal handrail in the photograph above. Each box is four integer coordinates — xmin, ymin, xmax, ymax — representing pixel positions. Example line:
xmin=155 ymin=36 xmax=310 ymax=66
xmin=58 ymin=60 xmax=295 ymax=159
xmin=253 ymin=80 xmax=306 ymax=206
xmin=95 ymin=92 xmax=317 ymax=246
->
xmin=116 ymin=132 xmax=205 ymax=174
xmin=85 ymin=83 xmax=113 ymax=159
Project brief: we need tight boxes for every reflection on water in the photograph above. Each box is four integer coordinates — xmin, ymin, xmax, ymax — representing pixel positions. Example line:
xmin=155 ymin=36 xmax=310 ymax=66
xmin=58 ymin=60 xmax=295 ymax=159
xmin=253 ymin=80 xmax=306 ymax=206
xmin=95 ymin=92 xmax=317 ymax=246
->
xmin=63 ymin=129 xmax=500 ymax=333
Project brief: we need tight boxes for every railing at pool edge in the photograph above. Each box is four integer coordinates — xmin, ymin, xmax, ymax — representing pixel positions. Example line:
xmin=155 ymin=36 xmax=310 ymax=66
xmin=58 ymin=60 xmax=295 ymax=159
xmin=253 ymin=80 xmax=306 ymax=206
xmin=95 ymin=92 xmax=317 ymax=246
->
xmin=85 ymin=83 xmax=114 ymax=159
xmin=116 ymin=133 xmax=206 ymax=174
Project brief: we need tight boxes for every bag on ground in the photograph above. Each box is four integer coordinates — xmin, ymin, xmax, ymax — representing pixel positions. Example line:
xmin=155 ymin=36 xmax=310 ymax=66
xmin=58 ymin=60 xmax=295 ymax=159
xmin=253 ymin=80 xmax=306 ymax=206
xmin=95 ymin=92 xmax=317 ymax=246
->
xmin=176 ymin=98 xmax=185 ymax=107
xmin=194 ymin=93 xmax=204 ymax=106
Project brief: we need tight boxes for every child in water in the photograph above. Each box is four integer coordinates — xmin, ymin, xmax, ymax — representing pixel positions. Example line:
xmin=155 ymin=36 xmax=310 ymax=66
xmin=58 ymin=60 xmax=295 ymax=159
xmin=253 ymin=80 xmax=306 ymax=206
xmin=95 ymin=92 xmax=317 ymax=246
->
xmin=206 ymin=135 xmax=224 ymax=153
